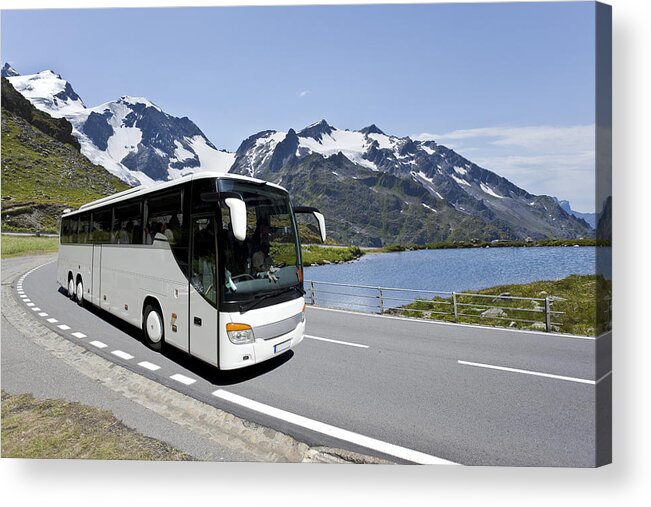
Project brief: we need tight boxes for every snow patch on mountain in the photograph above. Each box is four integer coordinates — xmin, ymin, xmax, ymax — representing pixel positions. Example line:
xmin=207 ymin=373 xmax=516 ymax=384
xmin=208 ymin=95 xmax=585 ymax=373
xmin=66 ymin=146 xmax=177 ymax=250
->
xmin=451 ymin=174 xmax=471 ymax=187
xmin=188 ymin=135 xmax=236 ymax=173
xmin=480 ymin=183 xmax=503 ymax=199
xmin=7 ymin=70 xmax=85 ymax=118
xmin=298 ymin=127 xmax=378 ymax=170
xmin=368 ymin=132 xmax=397 ymax=150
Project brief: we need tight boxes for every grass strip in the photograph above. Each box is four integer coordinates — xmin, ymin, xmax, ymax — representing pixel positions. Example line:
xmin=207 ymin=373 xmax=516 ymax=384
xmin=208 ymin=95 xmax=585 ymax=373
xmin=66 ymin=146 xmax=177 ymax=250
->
xmin=391 ymin=274 xmax=611 ymax=336
xmin=1 ymin=235 xmax=59 ymax=258
xmin=1 ymin=391 xmax=193 ymax=461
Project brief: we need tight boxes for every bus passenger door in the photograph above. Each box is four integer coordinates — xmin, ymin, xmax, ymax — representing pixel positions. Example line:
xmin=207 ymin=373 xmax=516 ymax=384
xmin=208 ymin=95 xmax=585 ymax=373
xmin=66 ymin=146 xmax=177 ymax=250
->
xmin=189 ymin=215 xmax=219 ymax=367
xmin=92 ymin=245 xmax=102 ymax=305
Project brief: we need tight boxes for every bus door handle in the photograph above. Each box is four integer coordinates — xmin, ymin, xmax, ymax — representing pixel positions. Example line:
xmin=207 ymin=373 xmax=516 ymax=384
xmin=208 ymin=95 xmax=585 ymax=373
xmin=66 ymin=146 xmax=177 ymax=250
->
xmin=194 ymin=317 xmax=202 ymax=326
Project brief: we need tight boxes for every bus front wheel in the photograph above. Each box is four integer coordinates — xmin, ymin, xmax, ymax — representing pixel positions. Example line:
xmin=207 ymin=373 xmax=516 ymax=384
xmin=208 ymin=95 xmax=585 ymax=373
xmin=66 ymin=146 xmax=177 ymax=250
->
xmin=143 ymin=304 xmax=164 ymax=351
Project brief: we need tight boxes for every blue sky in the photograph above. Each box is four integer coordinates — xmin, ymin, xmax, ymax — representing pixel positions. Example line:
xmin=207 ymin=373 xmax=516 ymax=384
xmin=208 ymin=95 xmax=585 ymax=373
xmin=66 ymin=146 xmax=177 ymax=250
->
xmin=1 ymin=2 xmax=597 ymax=211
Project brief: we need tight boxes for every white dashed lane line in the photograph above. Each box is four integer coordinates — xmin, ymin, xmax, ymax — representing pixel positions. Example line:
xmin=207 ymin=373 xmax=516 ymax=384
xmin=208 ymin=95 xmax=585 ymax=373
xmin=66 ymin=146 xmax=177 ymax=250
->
xmin=170 ymin=374 xmax=196 ymax=386
xmin=112 ymin=350 xmax=134 ymax=360
xmin=138 ymin=361 xmax=161 ymax=371
xmin=31 ymin=307 xmax=41 ymax=311
xmin=17 ymin=264 xmax=416 ymax=464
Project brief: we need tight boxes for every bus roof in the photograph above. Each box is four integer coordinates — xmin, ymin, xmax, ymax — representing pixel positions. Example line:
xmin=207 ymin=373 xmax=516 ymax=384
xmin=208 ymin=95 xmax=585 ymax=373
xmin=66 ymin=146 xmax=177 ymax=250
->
xmin=63 ymin=172 xmax=287 ymax=217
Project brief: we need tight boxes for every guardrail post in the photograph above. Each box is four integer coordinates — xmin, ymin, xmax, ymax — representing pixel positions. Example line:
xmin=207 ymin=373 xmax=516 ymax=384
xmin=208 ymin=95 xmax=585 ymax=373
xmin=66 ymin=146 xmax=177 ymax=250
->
xmin=452 ymin=292 xmax=458 ymax=322
xmin=545 ymin=296 xmax=551 ymax=332
xmin=310 ymin=280 xmax=315 ymax=305
xmin=378 ymin=287 xmax=384 ymax=314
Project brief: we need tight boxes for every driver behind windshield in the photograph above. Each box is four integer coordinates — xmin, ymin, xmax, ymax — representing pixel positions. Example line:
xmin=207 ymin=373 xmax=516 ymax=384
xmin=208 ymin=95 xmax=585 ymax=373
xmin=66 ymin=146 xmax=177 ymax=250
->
xmin=252 ymin=241 xmax=273 ymax=274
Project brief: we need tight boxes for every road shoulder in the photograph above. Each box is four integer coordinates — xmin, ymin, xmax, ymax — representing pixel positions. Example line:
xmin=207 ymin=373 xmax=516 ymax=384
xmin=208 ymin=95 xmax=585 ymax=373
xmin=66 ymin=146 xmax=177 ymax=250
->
xmin=2 ymin=254 xmax=358 ymax=462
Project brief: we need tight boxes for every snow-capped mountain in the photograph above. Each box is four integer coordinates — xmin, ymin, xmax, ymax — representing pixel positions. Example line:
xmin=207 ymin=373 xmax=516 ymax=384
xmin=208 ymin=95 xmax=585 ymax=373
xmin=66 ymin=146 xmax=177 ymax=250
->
xmin=230 ymin=120 xmax=593 ymax=245
xmin=6 ymin=67 xmax=234 ymax=186
xmin=1 ymin=63 xmax=20 ymax=78
xmin=5 ymin=64 xmax=593 ymax=245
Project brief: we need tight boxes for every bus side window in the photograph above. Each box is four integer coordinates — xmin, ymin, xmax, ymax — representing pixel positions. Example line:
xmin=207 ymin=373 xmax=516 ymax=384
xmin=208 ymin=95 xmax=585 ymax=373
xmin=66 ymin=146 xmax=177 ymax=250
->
xmin=61 ymin=218 xmax=70 ymax=244
xmin=114 ymin=202 xmax=142 ymax=244
xmin=91 ymin=209 xmax=112 ymax=244
xmin=79 ymin=214 xmax=90 ymax=244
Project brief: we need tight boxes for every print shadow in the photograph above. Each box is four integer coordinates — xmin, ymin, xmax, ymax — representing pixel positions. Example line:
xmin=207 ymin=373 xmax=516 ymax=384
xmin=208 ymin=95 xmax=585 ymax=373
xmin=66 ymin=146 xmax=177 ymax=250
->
xmin=165 ymin=346 xmax=295 ymax=386
xmin=56 ymin=287 xmax=294 ymax=385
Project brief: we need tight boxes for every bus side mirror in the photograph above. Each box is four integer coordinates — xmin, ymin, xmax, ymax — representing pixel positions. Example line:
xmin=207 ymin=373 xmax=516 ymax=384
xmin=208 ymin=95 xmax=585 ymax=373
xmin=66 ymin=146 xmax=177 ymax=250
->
xmin=293 ymin=206 xmax=326 ymax=243
xmin=225 ymin=198 xmax=247 ymax=241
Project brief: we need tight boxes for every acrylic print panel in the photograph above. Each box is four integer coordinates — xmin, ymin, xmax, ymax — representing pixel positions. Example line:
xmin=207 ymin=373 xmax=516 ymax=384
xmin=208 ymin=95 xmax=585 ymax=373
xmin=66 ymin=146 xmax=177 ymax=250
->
xmin=0 ymin=1 xmax=610 ymax=467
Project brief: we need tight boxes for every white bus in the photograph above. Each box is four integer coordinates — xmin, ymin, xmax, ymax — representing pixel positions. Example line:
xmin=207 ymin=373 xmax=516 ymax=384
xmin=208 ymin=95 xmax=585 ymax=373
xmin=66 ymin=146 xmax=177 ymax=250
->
xmin=57 ymin=172 xmax=325 ymax=370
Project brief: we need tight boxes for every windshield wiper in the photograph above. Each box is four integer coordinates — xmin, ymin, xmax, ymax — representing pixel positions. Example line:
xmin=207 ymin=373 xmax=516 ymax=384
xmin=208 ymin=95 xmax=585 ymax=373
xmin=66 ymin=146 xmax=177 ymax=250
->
xmin=239 ymin=285 xmax=304 ymax=313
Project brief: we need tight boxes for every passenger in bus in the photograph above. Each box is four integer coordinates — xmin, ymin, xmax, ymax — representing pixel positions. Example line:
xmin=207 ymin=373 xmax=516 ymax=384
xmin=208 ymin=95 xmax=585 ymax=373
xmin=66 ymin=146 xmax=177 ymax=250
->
xmin=116 ymin=227 xmax=129 ymax=244
xmin=193 ymin=221 xmax=216 ymax=301
xmin=252 ymin=241 xmax=273 ymax=274
xmin=131 ymin=223 xmax=142 ymax=244
xmin=163 ymin=221 xmax=175 ymax=244
xmin=125 ymin=220 xmax=134 ymax=243
xmin=147 ymin=222 xmax=163 ymax=243
xmin=166 ymin=214 xmax=181 ymax=243
xmin=143 ymin=223 xmax=155 ymax=244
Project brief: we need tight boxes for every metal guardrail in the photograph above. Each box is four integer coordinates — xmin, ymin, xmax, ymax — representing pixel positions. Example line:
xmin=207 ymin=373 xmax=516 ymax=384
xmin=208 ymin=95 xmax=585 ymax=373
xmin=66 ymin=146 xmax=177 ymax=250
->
xmin=305 ymin=280 xmax=566 ymax=333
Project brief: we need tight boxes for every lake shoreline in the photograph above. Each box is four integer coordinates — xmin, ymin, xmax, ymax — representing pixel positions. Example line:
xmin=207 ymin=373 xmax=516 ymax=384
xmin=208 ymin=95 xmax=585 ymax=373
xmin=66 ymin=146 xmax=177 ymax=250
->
xmin=304 ymin=246 xmax=610 ymax=298
xmin=305 ymin=238 xmax=606 ymax=266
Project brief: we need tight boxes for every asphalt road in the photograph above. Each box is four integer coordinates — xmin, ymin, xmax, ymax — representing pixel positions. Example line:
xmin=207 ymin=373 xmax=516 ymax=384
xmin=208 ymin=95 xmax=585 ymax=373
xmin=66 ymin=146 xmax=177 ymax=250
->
xmin=6 ymin=258 xmax=611 ymax=466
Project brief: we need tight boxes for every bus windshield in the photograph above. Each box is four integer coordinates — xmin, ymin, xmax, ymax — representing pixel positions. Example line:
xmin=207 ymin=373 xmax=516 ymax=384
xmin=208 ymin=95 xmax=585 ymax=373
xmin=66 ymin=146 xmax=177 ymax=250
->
xmin=218 ymin=180 xmax=302 ymax=303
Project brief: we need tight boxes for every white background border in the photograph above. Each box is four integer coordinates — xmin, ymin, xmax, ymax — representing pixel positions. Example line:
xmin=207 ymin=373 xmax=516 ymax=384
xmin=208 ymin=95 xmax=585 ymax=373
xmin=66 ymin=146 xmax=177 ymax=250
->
xmin=1 ymin=0 xmax=648 ymax=504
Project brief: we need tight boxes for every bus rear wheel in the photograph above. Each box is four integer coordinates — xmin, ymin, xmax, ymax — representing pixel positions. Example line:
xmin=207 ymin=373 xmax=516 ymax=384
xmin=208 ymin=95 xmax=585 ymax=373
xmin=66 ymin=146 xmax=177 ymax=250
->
xmin=143 ymin=304 xmax=164 ymax=351
xmin=76 ymin=278 xmax=84 ymax=307
xmin=68 ymin=277 xmax=75 ymax=301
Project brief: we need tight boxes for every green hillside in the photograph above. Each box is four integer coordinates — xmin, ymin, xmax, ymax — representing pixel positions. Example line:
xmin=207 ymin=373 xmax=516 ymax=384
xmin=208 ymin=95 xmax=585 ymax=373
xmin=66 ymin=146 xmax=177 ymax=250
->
xmin=1 ymin=78 xmax=130 ymax=233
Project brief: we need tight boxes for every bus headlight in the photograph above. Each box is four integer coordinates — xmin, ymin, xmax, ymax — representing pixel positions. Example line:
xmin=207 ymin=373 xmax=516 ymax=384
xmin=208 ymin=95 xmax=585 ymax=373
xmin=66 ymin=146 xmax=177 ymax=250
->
xmin=226 ymin=323 xmax=255 ymax=344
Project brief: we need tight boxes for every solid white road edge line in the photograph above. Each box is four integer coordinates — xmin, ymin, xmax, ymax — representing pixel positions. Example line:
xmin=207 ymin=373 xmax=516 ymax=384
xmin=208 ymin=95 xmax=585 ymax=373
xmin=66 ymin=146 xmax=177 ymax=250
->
xmin=212 ymin=389 xmax=457 ymax=465
xmin=304 ymin=334 xmax=369 ymax=349
xmin=457 ymin=360 xmax=608 ymax=385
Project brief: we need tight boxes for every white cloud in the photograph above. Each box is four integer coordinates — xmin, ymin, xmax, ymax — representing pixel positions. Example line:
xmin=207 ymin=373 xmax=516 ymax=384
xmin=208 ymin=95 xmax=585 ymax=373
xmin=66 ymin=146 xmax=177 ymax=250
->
xmin=414 ymin=124 xmax=597 ymax=213
xmin=298 ymin=90 xmax=310 ymax=98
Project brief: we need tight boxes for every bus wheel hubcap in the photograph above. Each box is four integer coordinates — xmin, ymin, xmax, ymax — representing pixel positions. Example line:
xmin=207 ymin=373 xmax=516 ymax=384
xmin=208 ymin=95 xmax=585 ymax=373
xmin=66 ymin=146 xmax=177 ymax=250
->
xmin=147 ymin=312 xmax=162 ymax=343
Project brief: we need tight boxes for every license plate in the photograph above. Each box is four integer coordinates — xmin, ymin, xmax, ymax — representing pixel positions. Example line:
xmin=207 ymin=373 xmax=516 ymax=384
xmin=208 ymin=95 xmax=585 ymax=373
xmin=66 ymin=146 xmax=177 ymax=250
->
xmin=274 ymin=339 xmax=291 ymax=354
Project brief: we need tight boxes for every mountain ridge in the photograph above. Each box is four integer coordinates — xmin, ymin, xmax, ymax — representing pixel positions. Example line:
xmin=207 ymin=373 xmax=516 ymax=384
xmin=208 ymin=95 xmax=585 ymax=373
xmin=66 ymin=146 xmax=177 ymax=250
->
xmin=6 ymin=66 xmax=234 ymax=186
xmin=229 ymin=122 xmax=593 ymax=245
xmin=5 ymin=63 xmax=592 ymax=245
